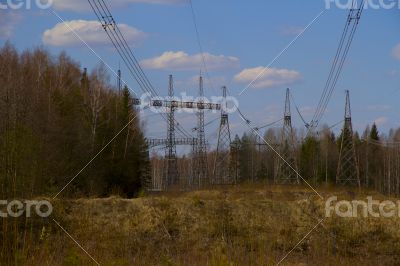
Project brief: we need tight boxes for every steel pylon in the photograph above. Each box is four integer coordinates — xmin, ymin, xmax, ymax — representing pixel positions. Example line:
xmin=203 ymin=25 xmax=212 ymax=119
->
xmin=213 ymin=86 xmax=232 ymax=185
xmin=336 ymin=90 xmax=360 ymax=187
xmin=276 ymin=88 xmax=299 ymax=184
xmin=194 ymin=76 xmax=208 ymax=188
xmin=165 ymin=75 xmax=179 ymax=189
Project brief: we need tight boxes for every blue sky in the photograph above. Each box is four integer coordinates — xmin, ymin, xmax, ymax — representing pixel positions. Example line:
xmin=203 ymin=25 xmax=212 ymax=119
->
xmin=1 ymin=0 xmax=399 ymax=147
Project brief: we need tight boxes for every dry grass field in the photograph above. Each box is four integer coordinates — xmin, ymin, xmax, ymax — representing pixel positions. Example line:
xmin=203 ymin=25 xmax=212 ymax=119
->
xmin=9 ymin=185 xmax=400 ymax=266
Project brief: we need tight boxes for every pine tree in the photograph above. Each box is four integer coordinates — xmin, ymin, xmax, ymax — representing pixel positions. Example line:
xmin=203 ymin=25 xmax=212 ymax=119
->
xmin=370 ymin=123 xmax=379 ymax=141
xmin=369 ymin=123 xmax=382 ymax=190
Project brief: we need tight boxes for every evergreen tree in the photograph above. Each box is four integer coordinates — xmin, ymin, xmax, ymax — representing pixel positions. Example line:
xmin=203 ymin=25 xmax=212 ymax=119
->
xmin=368 ymin=123 xmax=382 ymax=190
xmin=300 ymin=136 xmax=321 ymax=184
xmin=370 ymin=123 xmax=379 ymax=141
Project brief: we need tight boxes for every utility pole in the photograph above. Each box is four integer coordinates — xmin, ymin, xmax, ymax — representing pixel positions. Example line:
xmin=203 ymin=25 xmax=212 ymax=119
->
xmin=336 ymin=90 xmax=360 ymax=187
xmin=213 ymin=86 xmax=232 ymax=185
xmin=276 ymin=88 xmax=299 ymax=184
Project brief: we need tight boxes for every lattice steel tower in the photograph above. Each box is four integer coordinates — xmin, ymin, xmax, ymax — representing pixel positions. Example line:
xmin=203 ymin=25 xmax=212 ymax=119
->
xmin=213 ymin=86 xmax=232 ymax=185
xmin=194 ymin=76 xmax=208 ymax=188
xmin=336 ymin=90 xmax=360 ymax=187
xmin=117 ymin=69 xmax=122 ymax=95
xmin=165 ymin=75 xmax=179 ymax=188
xmin=276 ymin=88 xmax=299 ymax=184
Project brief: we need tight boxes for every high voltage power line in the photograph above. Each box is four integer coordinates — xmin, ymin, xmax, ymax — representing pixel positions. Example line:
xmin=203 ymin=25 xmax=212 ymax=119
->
xmin=309 ymin=0 xmax=365 ymax=132
xmin=88 ymin=0 xmax=193 ymax=139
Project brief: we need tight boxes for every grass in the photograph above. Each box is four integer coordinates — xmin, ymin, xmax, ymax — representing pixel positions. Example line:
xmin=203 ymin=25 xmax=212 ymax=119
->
xmin=5 ymin=185 xmax=400 ymax=265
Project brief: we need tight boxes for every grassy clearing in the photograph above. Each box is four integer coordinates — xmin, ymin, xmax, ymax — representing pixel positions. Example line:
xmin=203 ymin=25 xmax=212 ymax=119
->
xmin=12 ymin=185 xmax=400 ymax=265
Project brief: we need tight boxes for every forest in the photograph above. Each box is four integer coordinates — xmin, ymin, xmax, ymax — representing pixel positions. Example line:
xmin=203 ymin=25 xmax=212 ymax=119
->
xmin=0 ymin=43 xmax=150 ymax=199
xmin=228 ymin=122 xmax=395 ymax=196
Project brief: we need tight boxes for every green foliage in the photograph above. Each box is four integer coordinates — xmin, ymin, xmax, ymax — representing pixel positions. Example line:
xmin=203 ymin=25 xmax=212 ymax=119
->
xmin=0 ymin=44 xmax=149 ymax=198
xmin=370 ymin=123 xmax=379 ymax=141
xmin=367 ymin=123 xmax=382 ymax=189
xmin=300 ymin=136 xmax=321 ymax=183
xmin=0 ymin=44 xmax=152 ymax=264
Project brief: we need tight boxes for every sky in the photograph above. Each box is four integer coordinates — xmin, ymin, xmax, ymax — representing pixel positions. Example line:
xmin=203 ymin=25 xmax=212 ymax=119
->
xmin=1 ymin=0 xmax=399 ymax=150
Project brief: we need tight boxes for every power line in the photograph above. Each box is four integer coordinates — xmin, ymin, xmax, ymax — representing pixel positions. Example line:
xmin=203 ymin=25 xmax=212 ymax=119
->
xmin=188 ymin=0 xmax=216 ymax=91
xmin=88 ymin=0 xmax=194 ymax=139
xmin=289 ymin=91 xmax=310 ymax=129
xmin=254 ymin=118 xmax=283 ymax=131
xmin=309 ymin=0 xmax=365 ymax=133
xmin=192 ymin=116 xmax=219 ymax=132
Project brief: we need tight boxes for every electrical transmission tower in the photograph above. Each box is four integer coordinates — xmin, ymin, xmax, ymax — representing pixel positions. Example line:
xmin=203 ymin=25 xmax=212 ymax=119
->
xmin=194 ymin=76 xmax=208 ymax=188
xmin=336 ymin=90 xmax=360 ymax=187
xmin=276 ymin=88 xmax=299 ymax=184
xmin=88 ymin=0 xmax=221 ymax=191
xmin=213 ymin=86 xmax=232 ymax=185
xmin=131 ymin=75 xmax=220 ymax=191
xmin=117 ymin=69 xmax=122 ymax=95
xmin=165 ymin=75 xmax=179 ymax=188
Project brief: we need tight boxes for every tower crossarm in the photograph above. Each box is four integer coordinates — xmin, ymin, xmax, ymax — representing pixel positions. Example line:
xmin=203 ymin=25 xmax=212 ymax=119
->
xmin=147 ymin=138 xmax=198 ymax=148
xmin=133 ymin=99 xmax=221 ymax=111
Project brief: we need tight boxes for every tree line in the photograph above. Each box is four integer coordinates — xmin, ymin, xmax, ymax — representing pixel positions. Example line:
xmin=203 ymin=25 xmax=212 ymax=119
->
xmin=0 ymin=43 xmax=150 ymax=199
xmin=230 ymin=122 xmax=400 ymax=196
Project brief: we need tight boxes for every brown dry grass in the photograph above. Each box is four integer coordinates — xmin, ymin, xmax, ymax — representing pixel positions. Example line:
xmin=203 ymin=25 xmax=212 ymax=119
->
xmin=14 ymin=185 xmax=400 ymax=265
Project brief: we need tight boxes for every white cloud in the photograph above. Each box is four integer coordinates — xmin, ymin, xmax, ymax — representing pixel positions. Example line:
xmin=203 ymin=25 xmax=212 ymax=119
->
xmin=234 ymin=67 xmax=302 ymax=89
xmin=140 ymin=51 xmax=240 ymax=71
xmin=0 ymin=12 xmax=22 ymax=39
xmin=42 ymin=20 xmax=146 ymax=47
xmin=374 ymin=117 xmax=389 ymax=126
xmin=53 ymin=0 xmax=185 ymax=12
xmin=392 ymin=44 xmax=400 ymax=60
